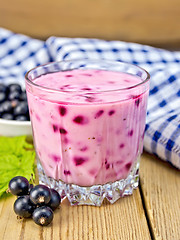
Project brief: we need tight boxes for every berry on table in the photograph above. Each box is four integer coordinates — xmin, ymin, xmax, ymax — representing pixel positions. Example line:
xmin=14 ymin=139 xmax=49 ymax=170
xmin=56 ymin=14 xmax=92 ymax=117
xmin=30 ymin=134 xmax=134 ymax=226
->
xmin=28 ymin=184 xmax=34 ymax=194
xmin=30 ymin=184 xmax=51 ymax=205
xmin=9 ymin=176 xmax=30 ymax=196
xmin=8 ymin=176 xmax=61 ymax=227
xmin=14 ymin=195 xmax=35 ymax=218
xmin=48 ymin=189 xmax=61 ymax=211
xmin=32 ymin=206 xmax=53 ymax=226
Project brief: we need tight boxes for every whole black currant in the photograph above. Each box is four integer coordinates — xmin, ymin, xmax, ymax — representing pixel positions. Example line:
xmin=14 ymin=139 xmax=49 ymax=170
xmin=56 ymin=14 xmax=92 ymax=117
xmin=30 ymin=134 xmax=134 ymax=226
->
xmin=48 ymin=189 xmax=61 ymax=211
xmin=15 ymin=115 xmax=28 ymax=121
xmin=8 ymin=91 xmax=21 ymax=101
xmin=0 ymin=83 xmax=8 ymax=93
xmin=8 ymin=83 xmax=22 ymax=93
xmin=28 ymin=184 xmax=34 ymax=195
xmin=0 ymin=101 xmax=13 ymax=113
xmin=32 ymin=206 xmax=53 ymax=226
xmin=0 ymin=92 xmax=6 ymax=103
xmin=19 ymin=91 xmax=27 ymax=101
xmin=13 ymin=101 xmax=28 ymax=116
xmin=30 ymin=185 xmax=51 ymax=205
xmin=1 ymin=113 xmax=13 ymax=120
xmin=14 ymin=195 xmax=35 ymax=218
xmin=9 ymin=176 xmax=30 ymax=196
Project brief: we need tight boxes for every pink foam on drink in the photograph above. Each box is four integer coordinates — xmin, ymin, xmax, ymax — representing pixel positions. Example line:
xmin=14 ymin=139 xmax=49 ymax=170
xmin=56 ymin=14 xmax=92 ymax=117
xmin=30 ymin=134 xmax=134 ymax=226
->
xmin=27 ymin=69 xmax=148 ymax=186
xmin=35 ymin=69 xmax=140 ymax=92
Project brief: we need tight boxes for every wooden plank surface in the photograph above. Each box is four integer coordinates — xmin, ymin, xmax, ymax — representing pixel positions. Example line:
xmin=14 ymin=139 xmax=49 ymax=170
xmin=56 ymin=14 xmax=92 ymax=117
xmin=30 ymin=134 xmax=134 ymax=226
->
xmin=140 ymin=153 xmax=180 ymax=240
xmin=1 ymin=152 xmax=180 ymax=240
xmin=0 ymin=0 xmax=180 ymax=47
xmin=0 ymin=189 xmax=150 ymax=240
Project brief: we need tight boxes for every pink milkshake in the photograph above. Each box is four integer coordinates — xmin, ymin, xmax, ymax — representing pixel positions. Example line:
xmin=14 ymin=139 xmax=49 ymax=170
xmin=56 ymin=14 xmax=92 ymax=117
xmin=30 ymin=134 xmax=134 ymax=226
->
xmin=25 ymin=60 xmax=150 ymax=206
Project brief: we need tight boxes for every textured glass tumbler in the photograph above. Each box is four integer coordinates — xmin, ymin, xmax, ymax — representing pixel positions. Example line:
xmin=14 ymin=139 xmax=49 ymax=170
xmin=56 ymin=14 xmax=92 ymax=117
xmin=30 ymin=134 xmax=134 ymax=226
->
xmin=25 ymin=60 xmax=150 ymax=206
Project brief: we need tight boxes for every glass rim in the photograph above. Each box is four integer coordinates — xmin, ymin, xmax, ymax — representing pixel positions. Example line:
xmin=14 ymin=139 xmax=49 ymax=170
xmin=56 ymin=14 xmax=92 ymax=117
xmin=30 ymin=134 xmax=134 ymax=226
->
xmin=25 ymin=59 xmax=150 ymax=94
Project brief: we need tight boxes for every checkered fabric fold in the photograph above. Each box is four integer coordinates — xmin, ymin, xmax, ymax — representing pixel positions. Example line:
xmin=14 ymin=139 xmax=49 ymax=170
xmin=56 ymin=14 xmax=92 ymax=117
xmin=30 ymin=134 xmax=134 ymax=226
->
xmin=0 ymin=28 xmax=180 ymax=169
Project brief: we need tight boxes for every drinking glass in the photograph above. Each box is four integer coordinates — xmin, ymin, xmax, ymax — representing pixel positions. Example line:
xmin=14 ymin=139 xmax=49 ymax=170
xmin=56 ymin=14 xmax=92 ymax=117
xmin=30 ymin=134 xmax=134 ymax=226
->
xmin=25 ymin=60 xmax=150 ymax=206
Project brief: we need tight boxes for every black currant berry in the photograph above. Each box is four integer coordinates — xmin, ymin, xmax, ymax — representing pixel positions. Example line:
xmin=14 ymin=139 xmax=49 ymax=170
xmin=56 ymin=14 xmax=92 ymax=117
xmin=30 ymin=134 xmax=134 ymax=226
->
xmin=19 ymin=91 xmax=27 ymax=101
xmin=8 ymin=91 xmax=21 ymax=101
xmin=0 ymin=92 xmax=6 ymax=103
xmin=0 ymin=83 xmax=8 ymax=93
xmin=14 ymin=195 xmax=35 ymax=218
xmin=0 ymin=83 xmax=30 ymax=122
xmin=8 ymin=83 xmax=22 ymax=93
xmin=1 ymin=113 xmax=13 ymax=120
xmin=11 ymin=99 xmax=19 ymax=108
xmin=32 ymin=206 xmax=53 ymax=226
xmin=28 ymin=184 xmax=34 ymax=194
xmin=30 ymin=185 xmax=51 ymax=205
xmin=15 ymin=115 xmax=28 ymax=121
xmin=0 ymin=101 xmax=13 ymax=113
xmin=9 ymin=176 xmax=30 ymax=196
xmin=13 ymin=101 xmax=28 ymax=116
xmin=48 ymin=189 xmax=61 ymax=211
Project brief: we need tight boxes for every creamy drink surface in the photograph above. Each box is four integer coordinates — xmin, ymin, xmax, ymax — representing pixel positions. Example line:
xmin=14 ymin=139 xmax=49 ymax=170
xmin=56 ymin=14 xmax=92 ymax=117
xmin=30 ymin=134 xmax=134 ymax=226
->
xmin=27 ymin=69 xmax=148 ymax=186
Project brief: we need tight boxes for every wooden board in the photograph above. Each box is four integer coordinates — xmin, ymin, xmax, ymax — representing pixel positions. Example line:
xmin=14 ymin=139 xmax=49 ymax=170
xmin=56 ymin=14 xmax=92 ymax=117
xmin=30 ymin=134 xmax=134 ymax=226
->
xmin=0 ymin=189 xmax=150 ymax=240
xmin=0 ymin=0 xmax=180 ymax=47
xmin=140 ymin=153 xmax=180 ymax=240
xmin=0 ymin=152 xmax=180 ymax=240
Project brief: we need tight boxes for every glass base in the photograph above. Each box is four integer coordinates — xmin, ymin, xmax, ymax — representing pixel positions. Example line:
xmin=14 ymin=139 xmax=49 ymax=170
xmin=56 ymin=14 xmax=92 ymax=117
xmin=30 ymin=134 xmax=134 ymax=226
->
xmin=37 ymin=160 xmax=140 ymax=206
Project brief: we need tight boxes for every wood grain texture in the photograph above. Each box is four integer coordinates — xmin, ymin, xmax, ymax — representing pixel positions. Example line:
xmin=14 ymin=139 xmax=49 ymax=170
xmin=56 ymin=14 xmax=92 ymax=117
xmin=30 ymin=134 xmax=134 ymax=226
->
xmin=0 ymin=0 xmax=180 ymax=46
xmin=1 ymin=153 xmax=180 ymax=240
xmin=140 ymin=153 xmax=180 ymax=240
xmin=0 ymin=189 xmax=151 ymax=240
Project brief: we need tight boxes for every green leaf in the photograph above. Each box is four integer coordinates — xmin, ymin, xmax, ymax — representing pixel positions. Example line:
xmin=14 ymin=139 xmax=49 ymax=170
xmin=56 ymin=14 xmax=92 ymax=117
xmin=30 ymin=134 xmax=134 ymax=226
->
xmin=0 ymin=136 xmax=35 ymax=198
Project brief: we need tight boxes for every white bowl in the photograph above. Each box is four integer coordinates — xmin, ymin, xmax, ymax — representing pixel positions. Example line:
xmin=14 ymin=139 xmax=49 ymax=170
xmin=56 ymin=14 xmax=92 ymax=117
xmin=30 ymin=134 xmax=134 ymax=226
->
xmin=0 ymin=118 xmax=32 ymax=136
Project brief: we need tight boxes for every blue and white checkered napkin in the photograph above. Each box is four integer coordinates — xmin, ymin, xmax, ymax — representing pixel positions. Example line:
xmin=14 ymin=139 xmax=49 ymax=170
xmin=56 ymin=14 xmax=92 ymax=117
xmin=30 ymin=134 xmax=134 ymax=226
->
xmin=0 ymin=28 xmax=180 ymax=169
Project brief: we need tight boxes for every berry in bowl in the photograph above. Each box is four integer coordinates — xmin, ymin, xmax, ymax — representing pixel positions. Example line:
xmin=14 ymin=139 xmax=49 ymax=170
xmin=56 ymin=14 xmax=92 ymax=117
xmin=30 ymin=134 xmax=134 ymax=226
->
xmin=0 ymin=83 xmax=32 ymax=136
